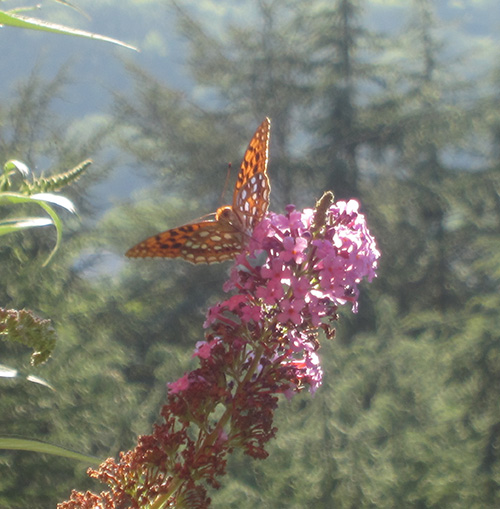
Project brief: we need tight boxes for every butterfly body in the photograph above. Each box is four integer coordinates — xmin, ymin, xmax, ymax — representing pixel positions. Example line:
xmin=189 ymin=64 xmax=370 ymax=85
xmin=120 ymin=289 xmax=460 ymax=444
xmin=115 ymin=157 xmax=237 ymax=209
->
xmin=126 ymin=118 xmax=271 ymax=263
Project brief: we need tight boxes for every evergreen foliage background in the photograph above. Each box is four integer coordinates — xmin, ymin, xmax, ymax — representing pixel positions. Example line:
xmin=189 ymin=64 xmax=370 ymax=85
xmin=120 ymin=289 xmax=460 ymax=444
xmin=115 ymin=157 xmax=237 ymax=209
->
xmin=1 ymin=0 xmax=499 ymax=507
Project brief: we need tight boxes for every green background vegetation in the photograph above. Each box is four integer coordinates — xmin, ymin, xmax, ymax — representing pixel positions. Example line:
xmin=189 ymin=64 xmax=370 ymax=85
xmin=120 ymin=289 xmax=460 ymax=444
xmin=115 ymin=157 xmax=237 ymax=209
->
xmin=1 ymin=0 xmax=500 ymax=507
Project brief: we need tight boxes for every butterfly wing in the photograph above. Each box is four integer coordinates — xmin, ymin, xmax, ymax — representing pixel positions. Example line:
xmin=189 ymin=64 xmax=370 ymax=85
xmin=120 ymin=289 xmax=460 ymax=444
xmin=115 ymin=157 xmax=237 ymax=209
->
xmin=126 ymin=220 xmax=243 ymax=264
xmin=126 ymin=119 xmax=271 ymax=264
xmin=233 ymin=117 xmax=271 ymax=230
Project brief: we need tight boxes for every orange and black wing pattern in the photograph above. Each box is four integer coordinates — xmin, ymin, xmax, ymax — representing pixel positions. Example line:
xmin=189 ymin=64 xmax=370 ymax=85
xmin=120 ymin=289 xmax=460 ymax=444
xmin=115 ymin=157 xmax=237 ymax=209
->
xmin=126 ymin=118 xmax=271 ymax=263
xmin=233 ymin=117 xmax=271 ymax=231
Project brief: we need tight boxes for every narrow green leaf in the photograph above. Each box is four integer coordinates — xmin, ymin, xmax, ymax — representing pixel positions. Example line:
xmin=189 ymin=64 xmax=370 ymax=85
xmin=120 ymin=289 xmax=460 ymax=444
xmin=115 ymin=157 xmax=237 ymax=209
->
xmin=4 ymin=159 xmax=30 ymax=177
xmin=0 ymin=192 xmax=75 ymax=212
xmin=0 ymin=364 xmax=18 ymax=378
xmin=34 ymin=200 xmax=64 ymax=267
xmin=0 ymin=192 xmax=72 ymax=265
xmin=31 ymin=193 xmax=76 ymax=213
xmin=0 ymin=364 xmax=54 ymax=389
xmin=0 ymin=217 xmax=53 ymax=236
xmin=0 ymin=437 xmax=100 ymax=464
xmin=26 ymin=375 xmax=54 ymax=390
xmin=0 ymin=10 xmax=138 ymax=51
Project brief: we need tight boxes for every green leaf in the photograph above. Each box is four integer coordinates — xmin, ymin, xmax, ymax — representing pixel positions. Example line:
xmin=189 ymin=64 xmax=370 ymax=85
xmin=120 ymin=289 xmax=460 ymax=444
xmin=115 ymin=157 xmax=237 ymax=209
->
xmin=0 ymin=363 xmax=54 ymax=389
xmin=31 ymin=193 xmax=76 ymax=213
xmin=4 ymin=159 xmax=30 ymax=177
xmin=0 ymin=10 xmax=138 ymax=51
xmin=0 ymin=364 xmax=17 ymax=378
xmin=34 ymin=199 xmax=64 ymax=266
xmin=26 ymin=374 xmax=54 ymax=390
xmin=0 ymin=217 xmax=53 ymax=236
xmin=0 ymin=437 xmax=100 ymax=464
xmin=0 ymin=192 xmax=75 ymax=266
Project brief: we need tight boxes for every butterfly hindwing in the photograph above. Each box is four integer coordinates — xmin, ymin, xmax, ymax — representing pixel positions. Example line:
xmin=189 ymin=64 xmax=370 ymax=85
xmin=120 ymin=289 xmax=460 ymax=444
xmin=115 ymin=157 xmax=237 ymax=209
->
xmin=126 ymin=220 xmax=243 ymax=264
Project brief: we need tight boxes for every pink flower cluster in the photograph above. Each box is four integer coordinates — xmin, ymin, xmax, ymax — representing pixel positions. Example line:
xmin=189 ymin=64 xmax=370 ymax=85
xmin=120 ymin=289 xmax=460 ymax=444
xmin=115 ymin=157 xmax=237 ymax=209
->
xmin=200 ymin=196 xmax=380 ymax=395
xmin=58 ymin=193 xmax=380 ymax=509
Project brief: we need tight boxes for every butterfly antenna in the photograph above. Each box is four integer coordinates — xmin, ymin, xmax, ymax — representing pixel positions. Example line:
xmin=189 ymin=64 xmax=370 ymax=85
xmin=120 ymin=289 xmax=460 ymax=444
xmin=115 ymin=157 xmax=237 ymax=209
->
xmin=189 ymin=212 xmax=217 ymax=223
xmin=220 ymin=162 xmax=232 ymax=204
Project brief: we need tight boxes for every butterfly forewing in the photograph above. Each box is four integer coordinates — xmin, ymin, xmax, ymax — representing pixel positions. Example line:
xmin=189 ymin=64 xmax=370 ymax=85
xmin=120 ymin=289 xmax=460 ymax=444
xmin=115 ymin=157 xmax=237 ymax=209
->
xmin=234 ymin=118 xmax=271 ymax=230
xmin=126 ymin=117 xmax=271 ymax=264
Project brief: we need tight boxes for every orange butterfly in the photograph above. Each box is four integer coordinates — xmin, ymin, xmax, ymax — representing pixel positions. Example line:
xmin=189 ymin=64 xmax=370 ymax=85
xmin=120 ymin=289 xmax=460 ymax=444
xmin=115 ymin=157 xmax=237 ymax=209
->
xmin=126 ymin=118 xmax=271 ymax=264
